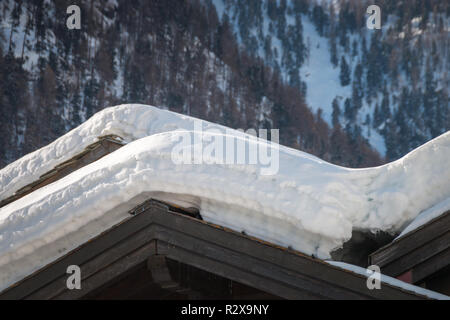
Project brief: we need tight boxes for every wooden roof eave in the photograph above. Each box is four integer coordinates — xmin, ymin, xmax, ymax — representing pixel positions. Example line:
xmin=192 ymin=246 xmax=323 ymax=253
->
xmin=370 ymin=210 xmax=450 ymax=283
xmin=0 ymin=200 xmax=434 ymax=300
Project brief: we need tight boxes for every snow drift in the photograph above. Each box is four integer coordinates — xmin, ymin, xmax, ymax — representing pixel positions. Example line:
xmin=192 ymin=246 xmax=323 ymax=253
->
xmin=0 ymin=104 xmax=449 ymax=291
xmin=0 ymin=104 xmax=252 ymax=202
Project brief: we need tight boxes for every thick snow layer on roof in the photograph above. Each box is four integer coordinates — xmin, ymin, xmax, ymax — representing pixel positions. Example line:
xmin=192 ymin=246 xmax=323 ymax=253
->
xmin=0 ymin=104 xmax=252 ymax=202
xmin=396 ymin=197 xmax=450 ymax=239
xmin=0 ymin=104 xmax=449 ymax=291
xmin=326 ymin=261 xmax=450 ymax=300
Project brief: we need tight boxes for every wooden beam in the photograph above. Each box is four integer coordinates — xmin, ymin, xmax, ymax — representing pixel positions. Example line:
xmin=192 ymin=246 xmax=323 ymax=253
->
xmin=370 ymin=211 xmax=450 ymax=284
xmin=149 ymin=207 xmax=426 ymax=299
xmin=147 ymin=254 xmax=182 ymax=291
xmin=378 ymin=232 xmax=450 ymax=277
xmin=370 ymin=211 xmax=450 ymax=268
xmin=412 ymin=248 xmax=450 ymax=283
xmin=0 ymin=200 xmax=433 ymax=300
xmin=0 ymin=209 xmax=153 ymax=300
xmin=156 ymin=239 xmax=344 ymax=299
xmin=54 ymin=241 xmax=158 ymax=300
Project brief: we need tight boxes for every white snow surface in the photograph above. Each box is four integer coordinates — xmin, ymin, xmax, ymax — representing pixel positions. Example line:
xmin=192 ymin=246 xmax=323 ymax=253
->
xmin=0 ymin=104 xmax=251 ymax=202
xmin=326 ymin=261 xmax=450 ymax=300
xmin=0 ymin=104 xmax=449 ymax=291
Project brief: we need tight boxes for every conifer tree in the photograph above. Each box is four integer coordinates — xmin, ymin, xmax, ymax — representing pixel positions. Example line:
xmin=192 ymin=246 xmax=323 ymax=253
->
xmin=331 ymin=97 xmax=341 ymax=128
xmin=339 ymin=56 xmax=350 ymax=86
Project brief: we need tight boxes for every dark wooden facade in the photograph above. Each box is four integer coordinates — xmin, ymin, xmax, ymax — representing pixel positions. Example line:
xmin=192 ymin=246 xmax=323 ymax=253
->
xmin=0 ymin=200 xmax=434 ymax=300
xmin=370 ymin=210 xmax=450 ymax=295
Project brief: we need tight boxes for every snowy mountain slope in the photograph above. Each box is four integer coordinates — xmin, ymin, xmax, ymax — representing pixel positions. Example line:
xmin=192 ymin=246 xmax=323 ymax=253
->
xmin=0 ymin=104 xmax=449 ymax=292
xmin=210 ymin=0 xmax=450 ymax=159
xmin=0 ymin=0 xmax=388 ymax=171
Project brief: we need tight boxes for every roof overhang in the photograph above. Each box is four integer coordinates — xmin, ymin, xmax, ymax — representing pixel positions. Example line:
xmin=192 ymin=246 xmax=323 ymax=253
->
xmin=370 ymin=210 xmax=450 ymax=285
xmin=0 ymin=200 xmax=435 ymax=300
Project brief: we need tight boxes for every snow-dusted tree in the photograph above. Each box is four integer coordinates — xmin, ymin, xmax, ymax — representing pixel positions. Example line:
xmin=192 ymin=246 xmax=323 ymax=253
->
xmin=340 ymin=56 xmax=351 ymax=86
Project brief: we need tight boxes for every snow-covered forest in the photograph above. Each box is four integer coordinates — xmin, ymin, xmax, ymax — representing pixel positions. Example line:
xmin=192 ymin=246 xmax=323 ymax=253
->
xmin=0 ymin=0 xmax=448 ymax=168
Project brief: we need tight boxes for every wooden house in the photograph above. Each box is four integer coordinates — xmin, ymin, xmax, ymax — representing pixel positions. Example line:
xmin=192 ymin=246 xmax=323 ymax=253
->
xmin=0 ymin=137 xmax=447 ymax=300
xmin=370 ymin=210 xmax=450 ymax=295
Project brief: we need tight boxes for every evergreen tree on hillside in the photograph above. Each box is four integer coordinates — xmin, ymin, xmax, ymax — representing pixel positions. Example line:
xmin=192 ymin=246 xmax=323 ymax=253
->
xmin=366 ymin=33 xmax=384 ymax=98
xmin=373 ymin=104 xmax=382 ymax=129
xmin=344 ymin=98 xmax=355 ymax=122
xmin=352 ymin=63 xmax=364 ymax=110
xmin=69 ymin=87 xmax=82 ymax=127
xmin=83 ymin=76 xmax=100 ymax=119
xmin=331 ymin=97 xmax=341 ymax=128
xmin=312 ymin=5 xmax=328 ymax=36
xmin=329 ymin=33 xmax=338 ymax=67
xmin=0 ymin=51 xmax=28 ymax=165
xmin=339 ymin=56 xmax=350 ymax=86
xmin=381 ymin=88 xmax=391 ymax=120
xmin=423 ymin=59 xmax=439 ymax=137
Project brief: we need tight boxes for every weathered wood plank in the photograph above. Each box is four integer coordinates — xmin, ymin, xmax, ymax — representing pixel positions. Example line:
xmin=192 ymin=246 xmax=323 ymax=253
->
xmin=26 ymin=225 xmax=157 ymax=299
xmin=159 ymin=238 xmax=372 ymax=299
xmin=152 ymin=222 xmax=425 ymax=300
xmin=370 ymin=211 xmax=450 ymax=267
xmin=1 ymin=200 xmax=432 ymax=300
xmin=0 ymin=210 xmax=152 ymax=300
xmin=412 ymin=248 xmax=450 ymax=283
xmin=149 ymin=207 xmax=426 ymax=299
xmin=377 ymin=231 xmax=450 ymax=277
xmin=156 ymin=240 xmax=326 ymax=300
xmin=54 ymin=241 xmax=157 ymax=300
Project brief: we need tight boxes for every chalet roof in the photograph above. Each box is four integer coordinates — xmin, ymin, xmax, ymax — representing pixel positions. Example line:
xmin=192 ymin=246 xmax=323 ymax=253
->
xmin=0 ymin=105 xmax=449 ymax=299
xmin=1 ymin=105 xmax=449 ymax=263
xmin=0 ymin=200 xmax=443 ymax=300
xmin=370 ymin=210 xmax=450 ymax=286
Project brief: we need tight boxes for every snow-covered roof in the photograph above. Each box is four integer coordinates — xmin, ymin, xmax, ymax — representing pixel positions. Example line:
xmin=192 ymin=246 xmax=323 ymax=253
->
xmin=0 ymin=104 xmax=253 ymax=202
xmin=0 ymin=104 xmax=449 ymax=292
xmin=396 ymin=197 xmax=450 ymax=239
xmin=326 ymin=261 xmax=449 ymax=300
